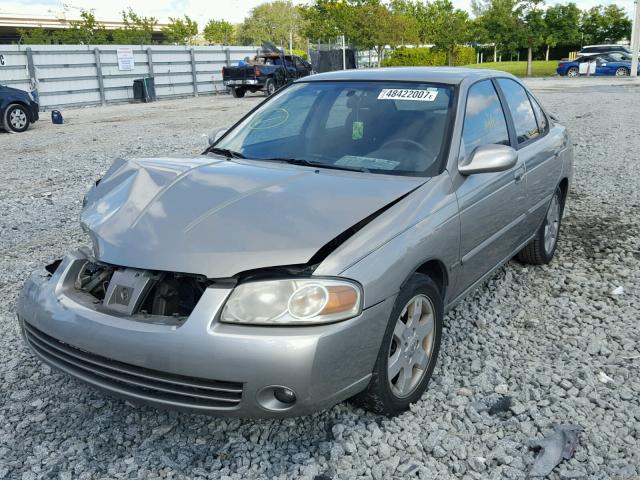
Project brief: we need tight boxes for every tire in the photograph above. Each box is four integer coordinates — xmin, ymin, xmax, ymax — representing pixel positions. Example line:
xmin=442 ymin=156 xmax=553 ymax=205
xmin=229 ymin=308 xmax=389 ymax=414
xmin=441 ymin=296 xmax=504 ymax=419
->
xmin=231 ymin=87 xmax=246 ymax=98
xmin=516 ymin=186 xmax=565 ymax=265
xmin=352 ymin=273 xmax=443 ymax=416
xmin=264 ymin=78 xmax=276 ymax=96
xmin=3 ymin=104 xmax=30 ymax=133
xmin=566 ymin=67 xmax=579 ymax=78
xmin=615 ymin=67 xmax=629 ymax=77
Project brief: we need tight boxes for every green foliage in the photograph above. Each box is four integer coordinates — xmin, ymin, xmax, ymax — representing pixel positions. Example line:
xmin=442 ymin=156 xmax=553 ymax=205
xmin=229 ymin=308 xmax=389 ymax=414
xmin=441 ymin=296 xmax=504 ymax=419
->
xmin=162 ymin=15 xmax=199 ymax=45
xmin=17 ymin=27 xmax=54 ymax=45
xmin=55 ymin=10 xmax=108 ymax=45
xmin=111 ymin=8 xmax=157 ymax=45
xmin=422 ymin=0 xmax=471 ymax=65
xmin=544 ymin=3 xmax=581 ymax=48
xmin=465 ymin=60 xmax=558 ymax=77
xmin=290 ymin=48 xmax=308 ymax=59
xmin=383 ymin=46 xmax=476 ymax=67
xmin=472 ymin=0 xmax=522 ymax=57
xmin=581 ymin=4 xmax=632 ymax=44
xmin=203 ymin=20 xmax=236 ymax=44
xmin=238 ymin=1 xmax=305 ymax=49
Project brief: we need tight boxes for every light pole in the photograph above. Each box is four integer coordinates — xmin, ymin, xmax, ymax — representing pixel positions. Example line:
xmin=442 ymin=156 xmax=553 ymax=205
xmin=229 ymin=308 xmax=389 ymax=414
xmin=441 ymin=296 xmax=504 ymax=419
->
xmin=632 ymin=0 xmax=639 ymax=77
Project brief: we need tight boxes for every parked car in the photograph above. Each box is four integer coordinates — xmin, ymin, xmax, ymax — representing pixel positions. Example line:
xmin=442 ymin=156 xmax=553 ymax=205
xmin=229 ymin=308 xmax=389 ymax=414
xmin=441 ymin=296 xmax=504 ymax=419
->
xmin=0 ymin=84 xmax=39 ymax=132
xmin=17 ymin=68 xmax=573 ymax=417
xmin=222 ymin=53 xmax=312 ymax=97
xmin=578 ymin=44 xmax=632 ymax=56
xmin=557 ymin=53 xmax=639 ymax=77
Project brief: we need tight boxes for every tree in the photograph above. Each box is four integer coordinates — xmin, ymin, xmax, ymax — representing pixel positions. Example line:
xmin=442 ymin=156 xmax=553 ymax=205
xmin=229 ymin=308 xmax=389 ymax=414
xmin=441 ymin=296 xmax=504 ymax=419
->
xmin=163 ymin=15 xmax=199 ymax=45
xmin=203 ymin=20 xmax=236 ymax=44
xmin=473 ymin=0 xmax=522 ymax=61
xmin=543 ymin=3 xmax=581 ymax=61
xmin=301 ymin=0 xmax=356 ymax=43
xmin=521 ymin=0 xmax=545 ymax=76
xmin=55 ymin=10 xmax=108 ymax=45
xmin=238 ymin=1 xmax=304 ymax=50
xmin=111 ymin=8 xmax=157 ymax=45
xmin=581 ymin=5 xmax=631 ymax=45
xmin=18 ymin=27 xmax=54 ymax=45
xmin=422 ymin=0 xmax=470 ymax=65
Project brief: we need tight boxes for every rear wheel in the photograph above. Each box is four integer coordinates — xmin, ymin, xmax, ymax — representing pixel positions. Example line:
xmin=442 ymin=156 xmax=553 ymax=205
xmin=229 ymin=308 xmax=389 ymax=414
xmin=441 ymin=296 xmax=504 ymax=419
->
xmin=231 ymin=87 xmax=246 ymax=98
xmin=3 ymin=104 xmax=30 ymax=133
xmin=566 ymin=67 xmax=579 ymax=77
xmin=517 ymin=186 xmax=564 ymax=265
xmin=352 ymin=273 xmax=443 ymax=416
xmin=615 ymin=67 xmax=629 ymax=77
xmin=264 ymin=78 xmax=276 ymax=96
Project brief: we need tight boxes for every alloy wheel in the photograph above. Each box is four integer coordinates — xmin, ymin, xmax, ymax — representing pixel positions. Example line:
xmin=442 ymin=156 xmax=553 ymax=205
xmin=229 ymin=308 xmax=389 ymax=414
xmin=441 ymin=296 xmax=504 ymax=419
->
xmin=387 ymin=294 xmax=436 ymax=398
xmin=615 ymin=67 xmax=629 ymax=77
xmin=10 ymin=108 xmax=27 ymax=130
xmin=544 ymin=193 xmax=561 ymax=255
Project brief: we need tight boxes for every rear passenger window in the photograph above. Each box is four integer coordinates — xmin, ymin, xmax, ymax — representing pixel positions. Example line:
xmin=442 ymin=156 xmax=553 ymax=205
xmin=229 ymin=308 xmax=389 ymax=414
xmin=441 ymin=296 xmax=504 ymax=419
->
xmin=498 ymin=78 xmax=540 ymax=144
xmin=529 ymin=95 xmax=548 ymax=133
xmin=461 ymin=80 xmax=510 ymax=158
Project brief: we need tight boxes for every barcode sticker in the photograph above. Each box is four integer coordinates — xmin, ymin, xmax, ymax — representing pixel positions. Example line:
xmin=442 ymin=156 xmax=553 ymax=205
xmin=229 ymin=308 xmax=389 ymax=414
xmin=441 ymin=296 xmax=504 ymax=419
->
xmin=377 ymin=88 xmax=438 ymax=102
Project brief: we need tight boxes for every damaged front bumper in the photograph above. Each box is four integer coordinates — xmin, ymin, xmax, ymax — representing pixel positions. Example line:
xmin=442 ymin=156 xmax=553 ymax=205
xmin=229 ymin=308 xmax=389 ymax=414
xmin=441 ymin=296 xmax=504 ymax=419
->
xmin=16 ymin=252 xmax=394 ymax=417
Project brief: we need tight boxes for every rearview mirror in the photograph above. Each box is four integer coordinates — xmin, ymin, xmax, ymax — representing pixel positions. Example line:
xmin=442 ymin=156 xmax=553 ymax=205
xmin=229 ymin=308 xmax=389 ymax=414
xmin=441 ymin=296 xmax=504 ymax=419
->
xmin=208 ymin=127 xmax=228 ymax=146
xmin=459 ymin=144 xmax=518 ymax=175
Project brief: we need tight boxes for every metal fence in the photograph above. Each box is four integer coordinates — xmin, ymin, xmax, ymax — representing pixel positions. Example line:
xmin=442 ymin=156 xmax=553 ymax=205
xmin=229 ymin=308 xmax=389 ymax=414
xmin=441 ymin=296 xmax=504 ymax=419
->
xmin=0 ymin=44 xmax=261 ymax=109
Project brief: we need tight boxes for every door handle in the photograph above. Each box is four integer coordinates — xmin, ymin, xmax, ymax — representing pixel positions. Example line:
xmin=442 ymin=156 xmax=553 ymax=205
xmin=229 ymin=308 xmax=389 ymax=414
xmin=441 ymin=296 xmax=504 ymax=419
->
xmin=513 ymin=165 xmax=525 ymax=182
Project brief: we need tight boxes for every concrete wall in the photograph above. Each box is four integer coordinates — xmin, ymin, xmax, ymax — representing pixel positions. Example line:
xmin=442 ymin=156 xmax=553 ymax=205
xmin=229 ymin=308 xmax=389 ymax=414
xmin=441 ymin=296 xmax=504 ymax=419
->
xmin=0 ymin=44 xmax=260 ymax=109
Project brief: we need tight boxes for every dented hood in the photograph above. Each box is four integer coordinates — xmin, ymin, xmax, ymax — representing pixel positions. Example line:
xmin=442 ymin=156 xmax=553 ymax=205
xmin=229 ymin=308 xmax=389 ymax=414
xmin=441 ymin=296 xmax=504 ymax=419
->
xmin=81 ymin=156 xmax=427 ymax=278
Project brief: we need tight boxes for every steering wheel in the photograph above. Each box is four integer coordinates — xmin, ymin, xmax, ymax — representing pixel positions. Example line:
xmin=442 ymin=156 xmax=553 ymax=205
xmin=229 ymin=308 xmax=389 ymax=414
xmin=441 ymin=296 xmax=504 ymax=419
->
xmin=379 ymin=138 xmax=429 ymax=154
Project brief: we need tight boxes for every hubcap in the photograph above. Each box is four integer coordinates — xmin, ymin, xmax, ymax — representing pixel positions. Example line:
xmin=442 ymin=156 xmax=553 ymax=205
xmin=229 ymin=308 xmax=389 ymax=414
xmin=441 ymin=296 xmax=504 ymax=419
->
xmin=568 ymin=69 xmax=578 ymax=77
xmin=387 ymin=295 xmax=436 ymax=398
xmin=616 ymin=68 xmax=628 ymax=76
xmin=544 ymin=193 xmax=561 ymax=254
xmin=10 ymin=108 xmax=27 ymax=129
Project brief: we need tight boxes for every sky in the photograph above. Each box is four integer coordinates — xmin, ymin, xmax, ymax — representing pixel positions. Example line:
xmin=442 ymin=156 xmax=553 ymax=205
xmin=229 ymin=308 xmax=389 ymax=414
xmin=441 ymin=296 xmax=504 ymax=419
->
xmin=0 ymin=0 xmax=633 ymax=26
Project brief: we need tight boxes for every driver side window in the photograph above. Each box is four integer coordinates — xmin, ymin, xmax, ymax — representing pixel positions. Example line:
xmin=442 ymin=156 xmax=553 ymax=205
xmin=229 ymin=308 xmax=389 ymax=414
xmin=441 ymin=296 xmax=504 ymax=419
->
xmin=461 ymin=80 xmax=510 ymax=160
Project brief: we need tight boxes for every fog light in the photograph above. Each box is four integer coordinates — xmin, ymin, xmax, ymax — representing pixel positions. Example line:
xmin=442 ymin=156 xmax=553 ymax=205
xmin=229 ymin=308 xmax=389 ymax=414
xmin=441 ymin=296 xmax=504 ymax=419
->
xmin=273 ymin=387 xmax=296 ymax=404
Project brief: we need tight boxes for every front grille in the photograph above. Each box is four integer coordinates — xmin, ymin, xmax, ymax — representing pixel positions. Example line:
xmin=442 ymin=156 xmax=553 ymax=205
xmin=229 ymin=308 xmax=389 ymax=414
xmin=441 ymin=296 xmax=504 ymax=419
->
xmin=23 ymin=322 xmax=243 ymax=411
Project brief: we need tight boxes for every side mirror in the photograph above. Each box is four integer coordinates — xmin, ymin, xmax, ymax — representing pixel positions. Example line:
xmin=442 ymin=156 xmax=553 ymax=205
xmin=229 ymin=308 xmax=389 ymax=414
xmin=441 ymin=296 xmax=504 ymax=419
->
xmin=459 ymin=144 xmax=518 ymax=175
xmin=208 ymin=127 xmax=228 ymax=146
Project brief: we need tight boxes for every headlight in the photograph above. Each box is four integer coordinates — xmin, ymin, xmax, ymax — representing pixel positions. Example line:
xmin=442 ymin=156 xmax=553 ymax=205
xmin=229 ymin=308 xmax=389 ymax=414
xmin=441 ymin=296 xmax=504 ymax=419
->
xmin=220 ymin=278 xmax=362 ymax=325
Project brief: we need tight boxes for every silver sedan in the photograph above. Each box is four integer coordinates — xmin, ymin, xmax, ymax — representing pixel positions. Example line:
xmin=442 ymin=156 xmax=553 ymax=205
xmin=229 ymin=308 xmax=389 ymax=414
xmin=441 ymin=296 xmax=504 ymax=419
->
xmin=17 ymin=68 xmax=573 ymax=417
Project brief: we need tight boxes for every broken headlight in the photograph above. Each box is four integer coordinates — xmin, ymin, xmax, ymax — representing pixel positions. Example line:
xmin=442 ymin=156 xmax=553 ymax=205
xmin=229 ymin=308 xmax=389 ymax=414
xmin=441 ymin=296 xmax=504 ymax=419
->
xmin=220 ymin=278 xmax=362 ymax=325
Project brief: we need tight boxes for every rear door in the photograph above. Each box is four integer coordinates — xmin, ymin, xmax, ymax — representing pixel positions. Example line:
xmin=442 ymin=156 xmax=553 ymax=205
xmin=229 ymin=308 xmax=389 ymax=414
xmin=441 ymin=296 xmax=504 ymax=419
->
xmin=495 ymin=78 xmax=563 ymax=234
xmin=453 ymin=79 xmax=527 ymax=295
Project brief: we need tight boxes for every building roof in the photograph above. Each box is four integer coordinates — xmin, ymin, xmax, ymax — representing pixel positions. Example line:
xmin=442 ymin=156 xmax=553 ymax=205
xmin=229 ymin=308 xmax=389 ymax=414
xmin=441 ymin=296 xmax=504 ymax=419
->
xmin=301 ymin=67 xmax=510 ymax=85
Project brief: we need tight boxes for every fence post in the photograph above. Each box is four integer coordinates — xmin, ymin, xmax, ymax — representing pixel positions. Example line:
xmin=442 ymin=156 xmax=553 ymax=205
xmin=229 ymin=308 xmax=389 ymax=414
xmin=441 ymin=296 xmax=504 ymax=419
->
xmin=93 ymin=47 xmax=106 ymax=106
xmin=146 ymin=47 xmax=154 ymax=77
xmin=190 ymin=48 xmax=198 ymax=97
xmin=25 ymin=47 xmax=37 ymax=92
xmin=225 ymin=48 xmax=231 ymax=67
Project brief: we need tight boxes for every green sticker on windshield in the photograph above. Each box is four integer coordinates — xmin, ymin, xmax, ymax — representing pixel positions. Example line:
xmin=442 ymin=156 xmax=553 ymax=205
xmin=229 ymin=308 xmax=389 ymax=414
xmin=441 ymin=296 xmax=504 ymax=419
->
xmin=352 ymin=121 xmax=364 ymax=140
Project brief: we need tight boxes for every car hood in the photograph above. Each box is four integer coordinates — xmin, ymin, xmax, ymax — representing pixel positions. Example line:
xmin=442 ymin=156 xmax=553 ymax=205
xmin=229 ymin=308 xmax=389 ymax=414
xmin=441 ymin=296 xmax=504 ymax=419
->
xmin=81 ymin=156 xmax=427 ymax=278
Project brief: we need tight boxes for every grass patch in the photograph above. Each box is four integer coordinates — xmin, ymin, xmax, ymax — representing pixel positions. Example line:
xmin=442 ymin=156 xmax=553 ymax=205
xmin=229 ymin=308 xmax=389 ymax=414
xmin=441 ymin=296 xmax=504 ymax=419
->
xmin=463 ymin=60 xmax=558 ymax=77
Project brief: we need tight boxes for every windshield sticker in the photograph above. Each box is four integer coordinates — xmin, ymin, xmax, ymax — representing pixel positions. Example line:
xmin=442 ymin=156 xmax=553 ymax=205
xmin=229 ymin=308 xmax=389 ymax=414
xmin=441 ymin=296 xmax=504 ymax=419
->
xmin=352 ymin=121 xmax=364 ymax=140
xmin=335 ymin=155 xmax=400 ymax=170
xmin=378 ymin=88 xmax=438 ymax=102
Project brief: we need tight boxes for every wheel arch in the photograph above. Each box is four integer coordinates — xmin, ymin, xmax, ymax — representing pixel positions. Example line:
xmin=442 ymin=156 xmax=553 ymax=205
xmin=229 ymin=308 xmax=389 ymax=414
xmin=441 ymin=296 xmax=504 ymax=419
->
xmin=5 ymin=101 xmax=34 ymax=121
xmin=558 ymin=177 xmax=569 ymax=203
xmin=410 ymin=258 xmax=449 ymax=298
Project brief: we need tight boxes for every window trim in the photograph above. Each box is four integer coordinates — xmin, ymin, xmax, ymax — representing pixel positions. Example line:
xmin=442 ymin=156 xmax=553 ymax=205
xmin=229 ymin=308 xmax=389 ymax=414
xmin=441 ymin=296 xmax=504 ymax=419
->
xmin=458 ymin=77 xmax=514 ymax=164
xmin=494 ymin=77 xmax=548 ymax=150
xmin=527 ymin=92 xmax=549 ymax=137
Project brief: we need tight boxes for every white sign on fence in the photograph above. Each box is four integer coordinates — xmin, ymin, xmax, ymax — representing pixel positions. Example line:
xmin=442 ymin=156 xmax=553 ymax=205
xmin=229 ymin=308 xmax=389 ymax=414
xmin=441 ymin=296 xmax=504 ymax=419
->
xmin=116 ymin=47 xmax=135 ymax=71
xmin=0 ymin=54 xmax=6 ymax=66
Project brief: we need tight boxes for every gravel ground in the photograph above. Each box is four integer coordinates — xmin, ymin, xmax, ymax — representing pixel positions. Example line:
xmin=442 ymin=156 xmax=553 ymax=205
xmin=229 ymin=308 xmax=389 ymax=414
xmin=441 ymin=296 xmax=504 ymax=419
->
xmin=1 ymin=78 xmax=639 ymax=480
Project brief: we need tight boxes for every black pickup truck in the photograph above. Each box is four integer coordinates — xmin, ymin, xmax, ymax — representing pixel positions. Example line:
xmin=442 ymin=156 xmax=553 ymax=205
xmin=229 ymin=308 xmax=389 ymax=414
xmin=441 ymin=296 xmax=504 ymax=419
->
xmin=222 ymin=53 xmax=312 ymax=98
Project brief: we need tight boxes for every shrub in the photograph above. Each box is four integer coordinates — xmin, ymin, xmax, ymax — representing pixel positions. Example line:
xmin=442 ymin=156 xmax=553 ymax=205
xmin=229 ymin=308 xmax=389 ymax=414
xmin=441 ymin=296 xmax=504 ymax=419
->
xmin=382 ymin=46 xmax=476 ymax=67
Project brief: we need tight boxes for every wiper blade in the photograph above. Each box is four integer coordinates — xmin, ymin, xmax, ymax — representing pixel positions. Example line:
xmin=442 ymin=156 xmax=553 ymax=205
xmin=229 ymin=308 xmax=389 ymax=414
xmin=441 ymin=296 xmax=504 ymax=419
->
xmin=208 ymin=147 xmax=245 ymax=159
xmin=261 ymin=157 xmax=369 ymax=173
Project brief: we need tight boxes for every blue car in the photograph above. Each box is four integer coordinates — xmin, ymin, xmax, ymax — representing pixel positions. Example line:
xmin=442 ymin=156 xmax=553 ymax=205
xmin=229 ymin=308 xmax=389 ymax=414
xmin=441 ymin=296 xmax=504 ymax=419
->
xmin=0 ymin=84 xmax=39 ymax=132
xmin=557 ymin=53 xmax=639 ymax=77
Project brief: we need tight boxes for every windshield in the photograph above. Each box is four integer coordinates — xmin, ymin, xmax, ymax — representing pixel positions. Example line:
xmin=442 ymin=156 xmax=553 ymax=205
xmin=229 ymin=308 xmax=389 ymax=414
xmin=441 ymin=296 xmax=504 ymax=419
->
xmin=214 ymin=81 xmax=454 ymax=176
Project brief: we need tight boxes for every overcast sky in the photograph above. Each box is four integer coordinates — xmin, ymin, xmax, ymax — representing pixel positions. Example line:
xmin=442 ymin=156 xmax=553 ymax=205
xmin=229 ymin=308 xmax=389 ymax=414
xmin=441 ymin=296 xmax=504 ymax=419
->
xmin=0 ymin=0 xmax=633 ymax=26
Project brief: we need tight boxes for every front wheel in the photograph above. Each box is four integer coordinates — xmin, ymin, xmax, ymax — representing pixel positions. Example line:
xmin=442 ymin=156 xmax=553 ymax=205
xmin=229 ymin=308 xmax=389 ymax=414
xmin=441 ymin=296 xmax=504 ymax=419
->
xmin=3 ymin=104 xmax=31 ymax=132
xmin=352 ymin=274 xmax=443 ymax=416
xmin=566 ymin=67 xmax=579 ymax=78
xmin=615 ymin=67 xmax=629 ymax=77
xmin=517 ymin=186 xmax=564 ymax=265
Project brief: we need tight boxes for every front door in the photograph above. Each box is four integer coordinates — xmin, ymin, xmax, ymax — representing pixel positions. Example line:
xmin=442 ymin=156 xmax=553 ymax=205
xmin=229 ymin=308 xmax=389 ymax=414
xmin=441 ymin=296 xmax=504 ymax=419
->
xmin=453 ymin=79 xmax=527 ymax=296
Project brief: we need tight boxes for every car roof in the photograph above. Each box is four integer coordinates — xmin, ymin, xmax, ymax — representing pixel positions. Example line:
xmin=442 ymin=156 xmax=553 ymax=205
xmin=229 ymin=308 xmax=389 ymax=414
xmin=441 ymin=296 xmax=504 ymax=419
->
xmin=299 ymin=67 xmax=513 ymax=85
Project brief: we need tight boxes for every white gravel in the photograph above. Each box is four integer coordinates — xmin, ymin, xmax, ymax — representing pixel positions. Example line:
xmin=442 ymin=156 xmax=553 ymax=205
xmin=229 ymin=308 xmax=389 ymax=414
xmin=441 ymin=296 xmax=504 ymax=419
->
xmin=1 ymin=79 xmax=639 ymax=480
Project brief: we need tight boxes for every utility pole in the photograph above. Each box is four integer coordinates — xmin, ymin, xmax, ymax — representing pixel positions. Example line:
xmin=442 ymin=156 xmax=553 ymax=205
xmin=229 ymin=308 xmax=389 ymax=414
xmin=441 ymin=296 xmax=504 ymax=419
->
xmin=289 ymin=31 xmax=293 ymax=54
xmin=631 ymin=0 xmax=639 ymax=77
xmin=341 ymin=35 xmax=346 ymax=70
